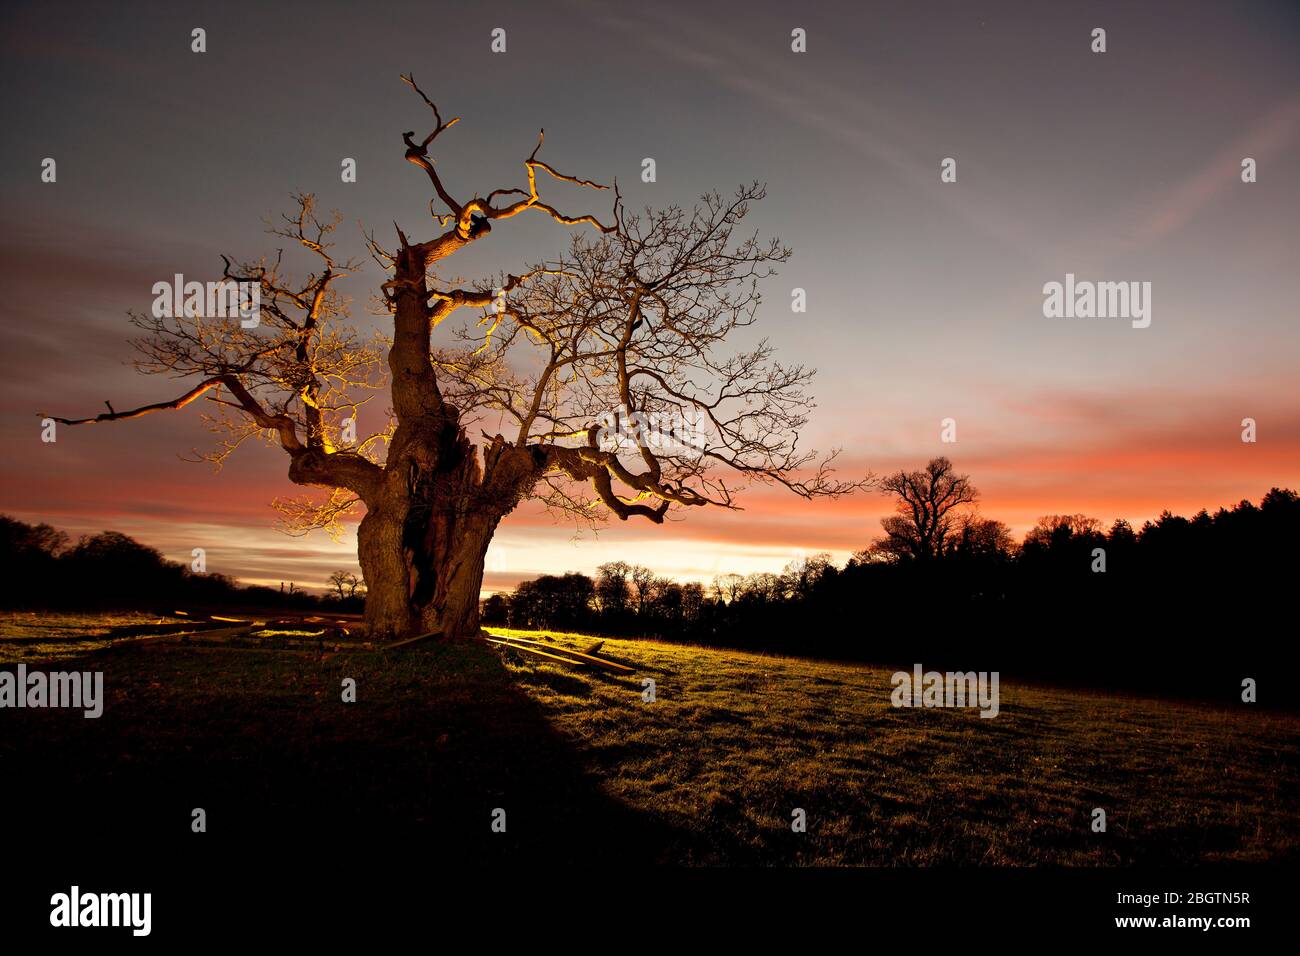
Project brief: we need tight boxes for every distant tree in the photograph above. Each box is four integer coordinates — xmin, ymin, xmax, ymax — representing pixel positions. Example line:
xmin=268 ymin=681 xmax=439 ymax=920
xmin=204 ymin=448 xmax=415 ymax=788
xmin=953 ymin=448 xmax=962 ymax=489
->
xmin=631 ymin=565 xmax=655 ymax=616
xmin=1259 ymin=487 xmax=1299 ymax=515
xmin=873 ymin=457 xmax=979 ymax=562
xmin=739 ymin=572 xmax=782 ymax=603
xmin=781 ymin=553 xmax=834 ymax=598
xmin=0 ymin=517 xmax=69 ymax=559
xmin=480 ymin=593 xmax=509 ymax=624
xmin=1107 ymin=518 xmax=1137 ymax=547
xmin=595 ymin=561 xmax=631 ymax=615
xmin=0 ymin=516 xmax=70 ymax=606
xmin=59 ymin=531 xmax=183 ymax=605
xmin=65 ymin=531 xmax=165 ymax=567
xmin=1023 ymin=514 xmax=1102 ymax=548
xmin=680 ymin=582 xmax=705 ymax=621
xmin=508 ymin=573 xmax=594 ymax=629
xmin=1102 ymin=518 xmax=1138 ymax=568
xmin=328 ymin=570 xmax=364 ymax=600
xmin=945 ymin=516 xmax=1015 ymax=562
xmin=651 ymin=579 xmax=684 ymax=623
xmin=712 ymin=573 xmax=744 ymax=603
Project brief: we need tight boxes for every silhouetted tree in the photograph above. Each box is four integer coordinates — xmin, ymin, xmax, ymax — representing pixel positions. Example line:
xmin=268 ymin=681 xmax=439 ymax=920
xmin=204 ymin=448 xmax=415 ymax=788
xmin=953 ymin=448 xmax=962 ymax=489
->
xmin=595 ymin=561 xmax=631 ymax=616
xmin=680 ymin=582 xmax=705 ymax=622
xmin=945 ymin=516 xmax=1015 ymax=562
xmin=712 ymin=573 xmax=744 ymax=603
xmin=0 ymin=515 xmax=68 ymax=605
xmin=44 ymin=77 xmax=865 ymax=641
xmin=328 ymin=570 xmax=364 ymax=600
xmin=508 ymin=573 xmax=594 ymax=630
xmin=873 ymin=457 xmax=978 ymax=562
xmin=631 ymin=566 xmax=655 ymax=616
xmin=480 ymin=593 xmax=509 ymax=625
xmin=781 ymin=553 xmax=834 ymax=598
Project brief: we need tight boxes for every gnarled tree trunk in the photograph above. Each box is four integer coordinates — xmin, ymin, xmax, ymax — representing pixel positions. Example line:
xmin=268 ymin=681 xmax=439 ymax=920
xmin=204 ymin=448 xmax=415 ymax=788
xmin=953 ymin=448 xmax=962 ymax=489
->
xmin=356 ymin=507 xmax=418 ymax=640
xmin=357 ymin=408 xmax=507 ymax=643
xmin=355 ymin=237 xmax=526 ymax=643
xmin=357 ymin=497 xmax=499 ymax=643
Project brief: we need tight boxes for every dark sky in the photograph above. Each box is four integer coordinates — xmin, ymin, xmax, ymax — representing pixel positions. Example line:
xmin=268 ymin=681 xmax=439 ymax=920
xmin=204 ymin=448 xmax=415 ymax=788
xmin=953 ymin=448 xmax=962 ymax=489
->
xmin=2 ymin=0 xmax=1297 ymax=590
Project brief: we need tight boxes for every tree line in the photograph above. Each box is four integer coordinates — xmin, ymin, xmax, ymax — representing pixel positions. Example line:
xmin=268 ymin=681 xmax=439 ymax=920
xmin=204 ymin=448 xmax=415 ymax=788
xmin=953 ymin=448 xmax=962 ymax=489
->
xmin=485 ymin=458 xmax=1297 ymax=701
xmin=0 ymin=516 xmax=363 ymax=614
xmin=2 ymin=455 xmax=1291 ymax=701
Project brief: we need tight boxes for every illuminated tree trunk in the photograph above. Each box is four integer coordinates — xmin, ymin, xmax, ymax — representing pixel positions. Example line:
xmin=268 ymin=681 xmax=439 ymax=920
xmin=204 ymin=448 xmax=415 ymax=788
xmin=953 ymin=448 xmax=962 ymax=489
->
xmin=355 ymin=237 xmax=516 ymax=642
xmin=357 ymin=508 xmax=417 ymax=639
xmin=356 ymin=494 xmax=499 ymax=642
xmin=355 ymin=406 xmax=508 ymax=642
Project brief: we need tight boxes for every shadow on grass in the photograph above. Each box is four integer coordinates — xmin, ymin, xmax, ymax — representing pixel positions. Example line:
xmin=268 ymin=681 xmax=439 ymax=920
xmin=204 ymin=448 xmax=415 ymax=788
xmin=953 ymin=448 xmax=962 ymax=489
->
xmin=0 ymin=642 xmax=685 ymax=869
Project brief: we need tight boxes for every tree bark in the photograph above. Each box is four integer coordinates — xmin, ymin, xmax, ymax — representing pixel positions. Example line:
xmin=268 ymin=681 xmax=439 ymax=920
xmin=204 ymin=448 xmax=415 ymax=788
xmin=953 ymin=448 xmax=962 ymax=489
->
xmin=356 ymin=507 xmax=417 ymax=640
xmin=352 ymin=225 xmax=534 ymax=643
xmin=357 ymin=322 xmax=510 ymax=643
xmin=356 ymin=450 xmax=505 ymax=643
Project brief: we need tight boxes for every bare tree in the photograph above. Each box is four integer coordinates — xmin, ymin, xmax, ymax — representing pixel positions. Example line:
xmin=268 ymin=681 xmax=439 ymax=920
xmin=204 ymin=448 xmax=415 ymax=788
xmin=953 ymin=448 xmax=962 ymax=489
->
xmin=594 ymin=561 xmax=631 ymax=615
xmin=630 ymin=565 xmax=655 ymax=616
xmin=328 ymin=569 xmax=364 ymax=600
xmin=44 ymin=76 xmax=864 ymax=641
xmin=945 ymin=515 xmax=1015 ymax=561
xmin=781 ymin=552 xmax=834 ymax=597
xmin=712 ymin=573 xmax=744 ymax=603
xmin=1021 ymin=514 xmax=1104 ymax=555
xmin=680 ymin=582 xmax=705 ymax=621
xmin=873 ymin=457 xmax=978 ymax=562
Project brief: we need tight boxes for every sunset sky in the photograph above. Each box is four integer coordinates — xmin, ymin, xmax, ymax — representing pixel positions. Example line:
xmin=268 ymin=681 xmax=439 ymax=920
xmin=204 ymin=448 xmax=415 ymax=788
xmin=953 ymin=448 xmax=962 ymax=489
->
xmin=2 ymin=0 xmax=1297 ymax=594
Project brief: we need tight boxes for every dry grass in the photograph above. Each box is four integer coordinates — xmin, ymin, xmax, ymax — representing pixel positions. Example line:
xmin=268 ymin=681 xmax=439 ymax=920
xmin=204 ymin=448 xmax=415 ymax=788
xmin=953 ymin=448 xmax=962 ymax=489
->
xmin=0 ymin=611 xmax=163 ymax=661
xmin=1 ymin=613 xmax=1293 ymax=865
xmin=487 ymin=627 xmax=1299 ymax=865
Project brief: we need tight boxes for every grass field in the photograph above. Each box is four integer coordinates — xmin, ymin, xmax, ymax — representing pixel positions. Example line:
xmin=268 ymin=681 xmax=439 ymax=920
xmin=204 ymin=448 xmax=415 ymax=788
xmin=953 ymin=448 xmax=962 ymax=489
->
xmin=486 ymin=627 xmax=1297 ymax=865
xmin=0 ymin=611 xmax=165 ymax=660
xmin=1 ymin=613 xmax=1295 ymax=866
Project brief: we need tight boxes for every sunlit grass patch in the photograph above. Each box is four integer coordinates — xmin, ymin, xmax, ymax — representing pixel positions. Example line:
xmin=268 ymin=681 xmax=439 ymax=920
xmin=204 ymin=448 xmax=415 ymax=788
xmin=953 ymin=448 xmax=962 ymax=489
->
xmin=0 ymin=611 xmax=164 ymax=663
xmin=485 ymin=626 xmax=1300 ymax=865
xmin=2 ymin=617 xmax=1294 ymax=865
